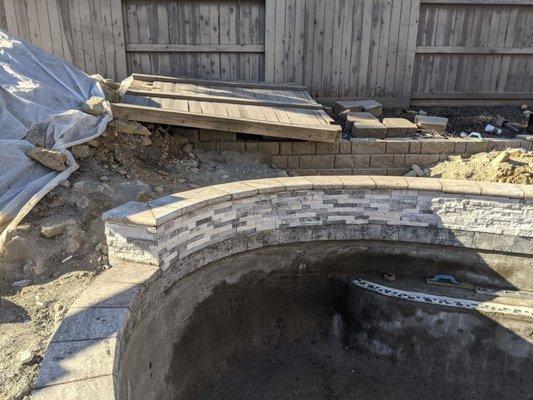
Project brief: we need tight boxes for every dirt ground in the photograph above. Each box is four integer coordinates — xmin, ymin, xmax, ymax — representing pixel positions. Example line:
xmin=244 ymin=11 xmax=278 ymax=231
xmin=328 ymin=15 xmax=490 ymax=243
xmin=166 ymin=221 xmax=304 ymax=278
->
xmin=0 ymin=124 xmax=287 ymax=400
xmin=383 ymin=105 xmax=529 ymax=135
xmin=0 ymin=105 xmax=531 ymax=399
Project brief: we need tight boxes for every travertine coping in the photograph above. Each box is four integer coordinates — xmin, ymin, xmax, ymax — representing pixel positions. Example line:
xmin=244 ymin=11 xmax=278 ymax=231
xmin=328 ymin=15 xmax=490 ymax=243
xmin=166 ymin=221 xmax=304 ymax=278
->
xmin=33 ymin=176 xmax=533 ymax=399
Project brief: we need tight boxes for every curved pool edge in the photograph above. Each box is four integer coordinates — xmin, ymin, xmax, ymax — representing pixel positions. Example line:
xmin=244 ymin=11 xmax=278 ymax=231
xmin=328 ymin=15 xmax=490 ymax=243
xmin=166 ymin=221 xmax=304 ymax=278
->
xmin=32 ymin=176 xmax=533 ymax=399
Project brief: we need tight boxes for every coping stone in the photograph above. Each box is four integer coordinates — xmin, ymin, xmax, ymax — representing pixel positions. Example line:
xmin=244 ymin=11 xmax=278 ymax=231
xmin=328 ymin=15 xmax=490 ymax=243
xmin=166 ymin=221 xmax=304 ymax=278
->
xmin=440 ymin=179 xmax=481 ymax=196
xmin=35 ymin=338 xmax=117 ymax=388
xmin=101 ymin=201 xmax=156 ymax=227
xmin=306 ymin=175 xmax=344 ymax=189
xmin=371 ymin=176 xmax=409 ymax=190
xmin=339 ymin=175 xmax=376 ymax=189
xmin=243 ymin=178 xmax=288 ymax=194
xmin=404 ymin=177 xmax=443 ymax=192
xmin=211 ymin=181 xmax=259 ymax=200
xmin=32 ymin=375 xmax=115 ymax=400
xmin=480 ymin=182 xmax=524 ymax=199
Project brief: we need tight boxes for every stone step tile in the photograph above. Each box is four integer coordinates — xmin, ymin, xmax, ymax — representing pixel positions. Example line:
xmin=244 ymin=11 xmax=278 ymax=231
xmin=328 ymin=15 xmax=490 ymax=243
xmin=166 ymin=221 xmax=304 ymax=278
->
xmin=351 ymin=118 xmax=388 ymax=139
xmin=414 ymin=115 xmax=448 ymax=133
xmin=382 ymin=118 xmax=418 ymax=137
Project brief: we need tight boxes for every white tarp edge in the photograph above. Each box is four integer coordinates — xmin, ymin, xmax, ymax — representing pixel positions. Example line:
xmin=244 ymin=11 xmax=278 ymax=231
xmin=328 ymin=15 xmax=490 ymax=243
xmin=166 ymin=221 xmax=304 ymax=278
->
xmin=0 ymin=30 xmax=112 ymax=248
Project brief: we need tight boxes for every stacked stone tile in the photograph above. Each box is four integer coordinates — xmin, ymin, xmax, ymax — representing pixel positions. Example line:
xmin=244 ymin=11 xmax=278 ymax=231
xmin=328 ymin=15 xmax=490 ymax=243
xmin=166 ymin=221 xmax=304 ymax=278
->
xmin=33 ymin=176 xmax=533 ymax=399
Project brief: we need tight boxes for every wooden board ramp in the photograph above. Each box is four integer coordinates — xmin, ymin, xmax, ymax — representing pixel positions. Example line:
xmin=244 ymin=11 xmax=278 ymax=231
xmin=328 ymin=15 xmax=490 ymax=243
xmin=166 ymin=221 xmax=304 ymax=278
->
xmin=111 ymin=74 xmax=342 ymax=143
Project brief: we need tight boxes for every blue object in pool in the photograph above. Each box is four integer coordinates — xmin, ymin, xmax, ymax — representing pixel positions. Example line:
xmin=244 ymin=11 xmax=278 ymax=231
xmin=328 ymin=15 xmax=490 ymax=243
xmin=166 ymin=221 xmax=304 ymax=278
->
xmin=429 ymin=274 xmax=460 ymax=285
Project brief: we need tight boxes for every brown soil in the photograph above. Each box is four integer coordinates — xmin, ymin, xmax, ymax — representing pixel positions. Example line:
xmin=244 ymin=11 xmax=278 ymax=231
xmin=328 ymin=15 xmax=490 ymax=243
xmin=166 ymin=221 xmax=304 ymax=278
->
xmin=0 ymin=124 xmax=286 ymax=400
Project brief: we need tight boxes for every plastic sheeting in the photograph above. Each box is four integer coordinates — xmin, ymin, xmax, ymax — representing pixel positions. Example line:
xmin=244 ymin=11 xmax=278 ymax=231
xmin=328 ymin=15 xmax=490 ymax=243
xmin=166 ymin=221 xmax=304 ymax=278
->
xmin=0 ymin=30 xmax=112 ymax=247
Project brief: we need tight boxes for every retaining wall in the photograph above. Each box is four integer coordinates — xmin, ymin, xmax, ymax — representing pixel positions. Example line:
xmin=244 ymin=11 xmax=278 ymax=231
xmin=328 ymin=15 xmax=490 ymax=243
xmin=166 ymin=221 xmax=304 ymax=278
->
xmin=32 ymin=176 xmax=533 ymax=399
xmin=189 ymin=130 xmax=532 ymax=176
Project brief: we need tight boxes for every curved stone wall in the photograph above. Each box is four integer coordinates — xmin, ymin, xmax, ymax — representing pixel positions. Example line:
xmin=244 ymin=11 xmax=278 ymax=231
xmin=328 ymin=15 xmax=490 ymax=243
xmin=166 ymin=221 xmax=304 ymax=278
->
xmin=32 ymin=176 xmax=533 ymax=399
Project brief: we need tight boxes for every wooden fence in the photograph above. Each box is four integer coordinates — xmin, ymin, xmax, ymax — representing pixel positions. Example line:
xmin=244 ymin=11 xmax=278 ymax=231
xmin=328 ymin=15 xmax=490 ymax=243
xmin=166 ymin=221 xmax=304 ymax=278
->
xmin=1 ymin=0 xmax=532 ymax=105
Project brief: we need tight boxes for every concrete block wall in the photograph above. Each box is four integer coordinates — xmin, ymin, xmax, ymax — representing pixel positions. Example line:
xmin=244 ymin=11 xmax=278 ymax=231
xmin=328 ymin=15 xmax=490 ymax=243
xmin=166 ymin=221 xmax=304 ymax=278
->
xmin=191 ymin=131 xmax=531 ymax=175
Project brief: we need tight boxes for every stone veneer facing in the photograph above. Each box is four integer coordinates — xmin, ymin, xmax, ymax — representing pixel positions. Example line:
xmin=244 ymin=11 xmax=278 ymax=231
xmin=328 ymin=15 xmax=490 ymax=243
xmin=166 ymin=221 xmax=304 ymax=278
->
xmin=103 ymin=176 xmax=533 ymax=270
xmin=32 ymin=176 xmax=533 ymax=399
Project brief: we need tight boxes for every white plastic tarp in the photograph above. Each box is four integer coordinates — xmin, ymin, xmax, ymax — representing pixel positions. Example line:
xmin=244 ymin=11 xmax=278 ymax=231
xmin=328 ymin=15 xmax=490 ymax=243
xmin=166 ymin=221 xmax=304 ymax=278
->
xmin=0 ymin=30 xmax=112 ymax=247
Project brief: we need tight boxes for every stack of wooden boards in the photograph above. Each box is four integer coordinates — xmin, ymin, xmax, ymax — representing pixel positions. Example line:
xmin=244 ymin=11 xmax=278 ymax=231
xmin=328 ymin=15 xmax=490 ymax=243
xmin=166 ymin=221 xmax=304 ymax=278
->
xmin=111 ymin=74 xmax=342 ymax=143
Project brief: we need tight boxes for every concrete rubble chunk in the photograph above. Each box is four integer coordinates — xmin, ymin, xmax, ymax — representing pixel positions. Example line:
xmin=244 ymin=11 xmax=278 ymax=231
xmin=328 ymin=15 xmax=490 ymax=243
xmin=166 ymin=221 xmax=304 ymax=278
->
xmin=81 ymin=96 xmax=107 ymax=116
xmin=382 ymin=118 xmax=418 ymax=137
xmin=115 ymin=119 xmax=152 ymax=136
xmin=334 ymin=99 xmax=382 ymax=117
xmin=26 ymin=147 xmax=67 ymax=171
xmin=40 ymin=219 xmax=76 ymax=239
xmin=71 ymin=144 xmax=92 ymax=159
xmin=414 ymin=115 xmax=448 ymax=133
xmin=18 ymin=349 xmax=35 ymax=365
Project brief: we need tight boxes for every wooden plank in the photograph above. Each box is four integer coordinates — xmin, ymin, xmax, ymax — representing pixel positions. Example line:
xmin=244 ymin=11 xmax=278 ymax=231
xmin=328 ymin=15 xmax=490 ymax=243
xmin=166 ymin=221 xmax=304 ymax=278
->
xmin=125 ymin=43 xmax=265 ymax=53
xmin=110 ymin=0 xmax=127 ymax=80
xmin=411 ymin=91 xmax=533 ymax=99
xmin=132 ymin=73 xmax=307 ymax=90
xmin=3 ymin=0 xmax=19 ymax=36
xmin=125 ymin=88 xmax=324 ymax=110
xmin=264 ymin=0 xmax=276 ymax=82
xmin=403 ymin=0 xmax=421 ymax=98
xmin=111 ymin=103 xmax=342 ymax=143
xmin=357 ymin=0 xmax=373 ymax=96
xmin=416 ymin=45 xmax=533 ymax=54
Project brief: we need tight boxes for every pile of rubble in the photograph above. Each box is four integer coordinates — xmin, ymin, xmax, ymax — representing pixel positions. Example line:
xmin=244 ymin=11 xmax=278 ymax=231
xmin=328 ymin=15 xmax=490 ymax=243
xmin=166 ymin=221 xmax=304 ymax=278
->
xmin=406 ymin=148 xmax=532 ymax=184
xmin=333 ymin=99 xmax=448 ymax=139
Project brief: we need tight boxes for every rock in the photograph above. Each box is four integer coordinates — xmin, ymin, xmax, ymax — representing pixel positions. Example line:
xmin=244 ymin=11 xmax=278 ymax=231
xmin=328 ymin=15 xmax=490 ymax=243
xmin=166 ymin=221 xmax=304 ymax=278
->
xmin=411 ymin=164 xmax=425 ymax=177
xmin=65 ymin=224 xmax=85 ymax=253
xmin=523 ymin=110 xmax=532 ymax=118
xmin=414 ymin=115 xmax=448 ymax=133
xmin=181 ymin=142 xmax=193 ymax=153
xmin=12 ymin=279 xmax=31 ymax=288
xmin=26 ymin=147 xmax=67 ymax=171
xmin=25 ymin=127 xmax=47 ymax=147
xmin=491 ymin=151 xmax=510 ymax=166
xmin=40 ymin=219 xmax=75 ymax=238
xmin=71 ymin=144 xmax=92 ymax=159
xmin=82 ymin=96 xmax=107 ymax=116
xmin=87 ymin=139 xmax=100 ymax=148
xmin=99 ymin=175 xmax=110 ymax=182
xmin=521 ymin=104 xmax=529 ymax=111
xmin=177 ymin=178 xmax=186 ymax=184
xmin=154 ymin=186 xmax=164 ymax=194
xmin=101 ymin=85 xmax=121 ymax=103
xmin=23 ymin=259 xmax=45 ymax=276
xmin=104 ymin=79 xmax=121 ymax=90
xmin=59 ymin=180 xmax=71 ymax=188
xmin=141 ymin=136 xmax=152 ymax=146
xmin=115 ymin=119 xmax=151 ymax=136
xmin=417 ymin=110 xmax=428 ymax=116
xmin=18 ymin=350 xmax=35 ymax=365
xmin=2 ymin=235 xmax=31 ymax=262
xmin=404 ymin=170 xmax=417 ymax=177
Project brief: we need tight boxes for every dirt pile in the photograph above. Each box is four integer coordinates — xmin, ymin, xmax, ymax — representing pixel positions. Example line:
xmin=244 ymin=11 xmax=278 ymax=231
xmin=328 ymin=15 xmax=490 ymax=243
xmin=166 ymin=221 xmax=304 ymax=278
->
xmin=0 ymin=122 xmax=286 ymax=400
xmin=428 ymin=148 xmax=532 ymax=184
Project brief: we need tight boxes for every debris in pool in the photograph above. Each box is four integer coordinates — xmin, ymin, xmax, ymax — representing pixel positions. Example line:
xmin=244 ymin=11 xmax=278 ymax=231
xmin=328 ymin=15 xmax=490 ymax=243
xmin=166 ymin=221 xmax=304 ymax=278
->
xmin=383 ymin=273 xmax=396 ymax=282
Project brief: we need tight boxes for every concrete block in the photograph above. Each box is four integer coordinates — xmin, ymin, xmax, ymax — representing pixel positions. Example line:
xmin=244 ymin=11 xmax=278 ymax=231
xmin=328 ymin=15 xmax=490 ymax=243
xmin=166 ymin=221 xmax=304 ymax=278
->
xmin=351 ymin=115 xmax=388 ymax=139
xmin=352 ymin=168 xmax=387 ymax=175
xmin=420 ymin=140 xmax=455 ymax=154
xmin=271 ymin=155 xmax=288 ymax=169
xmin=387 ymin=167 xmax=410 ymax=176
xmin=292 ymin=141 xmax=317 ymax=155
xmin=337 ymin=100 xmax=382 ymax=116
xmin=280 ymin=141 xmax=293 ymax=154
xmin=414 ymin=115 xmax=448 ymax=133
xmin=171 ymin=126 xmax=199 ymax=142
xmin=382 ymin=118 xmax=417 ymax=137
xmin=339 ymin=140 xmax=352 ymax=154
xmin=316 ymin=142 xmax=340 ymax=154
xmin=199 ymin=129 xmax=236 ymax=141
xmin=317 ymin=168 xmax=352 ymax=175
xmin=342 ymin=111 xmax=377 ymax=130
xmin=409 ymin=140 xmax=421 ymax=154
xmin=334 ymin=155 xmax=370 ymax=168
xmin=465 ymin=140 xmax=489 ymax=154
xmin=333 ymin=100 xmax=363 ymax=114
xmin=370 ymin=154 xmax=395 ymax=167
xmin=351 ymin=138 xmax=386 ymax=154
xmin=287 ymin=155 xmax=300 ymax=169
xmin=257 ymin=141 xmax=280 ymax=155
xmin=219 ymin=141 xmax=245 ymax=152
xmin=385 ymin=139 xmax=410 ymax=154
xmin=405 ymin=154 xmax=441 ymax=166
xmin=102 ymin=202 xmax=156 ymax=227
xmin=299 ymin=155 xmax=335 ymax=169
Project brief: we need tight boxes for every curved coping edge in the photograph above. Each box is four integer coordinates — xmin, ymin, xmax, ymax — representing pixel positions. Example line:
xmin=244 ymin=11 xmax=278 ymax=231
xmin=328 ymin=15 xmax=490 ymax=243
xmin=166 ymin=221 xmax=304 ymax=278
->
xmin=101 ymin=176 xmax=533 ymax=228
